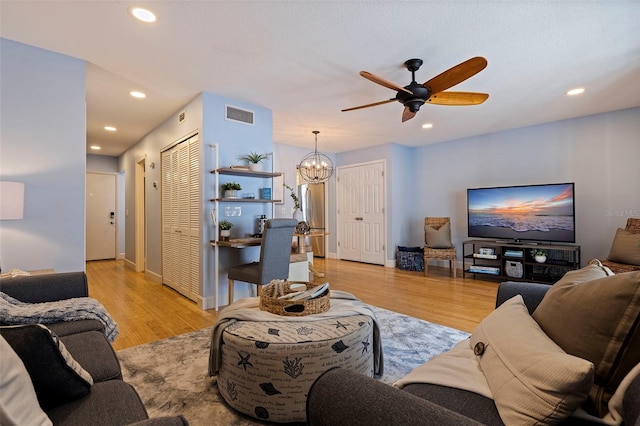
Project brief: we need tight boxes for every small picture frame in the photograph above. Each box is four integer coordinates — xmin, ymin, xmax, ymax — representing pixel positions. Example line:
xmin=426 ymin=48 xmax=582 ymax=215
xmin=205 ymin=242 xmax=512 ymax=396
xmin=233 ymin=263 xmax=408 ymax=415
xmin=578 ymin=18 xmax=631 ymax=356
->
xmin=479 ymin=247 xmax=495 ymax=256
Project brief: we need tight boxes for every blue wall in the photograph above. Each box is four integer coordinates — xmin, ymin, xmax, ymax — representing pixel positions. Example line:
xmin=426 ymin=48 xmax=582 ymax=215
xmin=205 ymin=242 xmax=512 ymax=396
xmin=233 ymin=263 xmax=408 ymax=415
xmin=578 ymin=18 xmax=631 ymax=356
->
xmin=0 ymin=39 xmax=86 ymax=272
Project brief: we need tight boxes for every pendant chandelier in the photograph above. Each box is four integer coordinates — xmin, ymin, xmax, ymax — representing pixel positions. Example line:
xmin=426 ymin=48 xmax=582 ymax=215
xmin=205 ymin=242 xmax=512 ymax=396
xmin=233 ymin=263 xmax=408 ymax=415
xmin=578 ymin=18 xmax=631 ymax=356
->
xmin=298 ymin=130 xmax=334 ymax=184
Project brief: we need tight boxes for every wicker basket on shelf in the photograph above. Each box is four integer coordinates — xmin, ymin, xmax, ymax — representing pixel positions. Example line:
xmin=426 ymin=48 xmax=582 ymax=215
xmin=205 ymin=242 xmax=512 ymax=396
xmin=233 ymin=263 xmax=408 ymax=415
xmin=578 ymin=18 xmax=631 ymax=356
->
xmin=260 ymin=280 xmax=330 ymax=316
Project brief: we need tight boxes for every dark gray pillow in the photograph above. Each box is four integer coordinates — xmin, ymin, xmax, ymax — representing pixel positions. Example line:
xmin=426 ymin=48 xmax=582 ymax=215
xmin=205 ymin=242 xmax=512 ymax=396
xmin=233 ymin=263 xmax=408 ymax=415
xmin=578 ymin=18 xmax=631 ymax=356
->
xmin=0 ymin=324 xmax=93 ymax=410
xmin=425 ymin=222 xmax=453 ymax=249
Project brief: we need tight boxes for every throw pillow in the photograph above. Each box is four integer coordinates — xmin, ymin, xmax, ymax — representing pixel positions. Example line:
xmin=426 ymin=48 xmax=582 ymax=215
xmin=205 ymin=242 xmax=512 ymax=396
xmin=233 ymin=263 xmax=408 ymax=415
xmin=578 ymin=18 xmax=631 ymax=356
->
xmin=425 ymin=222 xmax=453 ymax=249
xmin=608 ymin=228 xmax=640 ymax=266
xmin=0 ymin=324 xmax=93 ymax=410
xmin=471 ymin=295 xmax=594 ymax=425
xmin=555 ymin=259 xmax=614 ymax=284
xmin=0 ymin=336 xmax=53 ymax=426
xmin=532 ymin=271 xmax=640 ymax=417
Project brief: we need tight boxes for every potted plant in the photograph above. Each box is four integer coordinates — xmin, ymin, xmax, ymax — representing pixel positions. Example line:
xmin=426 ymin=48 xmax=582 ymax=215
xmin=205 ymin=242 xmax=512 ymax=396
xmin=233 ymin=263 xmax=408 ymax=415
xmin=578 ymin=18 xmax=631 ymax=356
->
xmin=238 ymin=151 xmax=268 ymax=171
xmin=284 ymin=184 xmax=302 ymax=220
xmin=219 ymin=219 xmax=233 ymax=240
xmin=221 ymin=181 xmax=242 ymax=198
xmin=530 ymin=248 xmax=548 ymax=263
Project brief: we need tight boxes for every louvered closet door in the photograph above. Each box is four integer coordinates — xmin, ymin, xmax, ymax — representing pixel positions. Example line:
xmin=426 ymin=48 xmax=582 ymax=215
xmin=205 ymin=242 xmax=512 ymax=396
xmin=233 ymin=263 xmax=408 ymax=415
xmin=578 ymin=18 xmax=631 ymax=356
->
xmin=162 ymin=149 xmax=178 ymax=288
xmin=161 ymin=135 xmax=201 ymax=302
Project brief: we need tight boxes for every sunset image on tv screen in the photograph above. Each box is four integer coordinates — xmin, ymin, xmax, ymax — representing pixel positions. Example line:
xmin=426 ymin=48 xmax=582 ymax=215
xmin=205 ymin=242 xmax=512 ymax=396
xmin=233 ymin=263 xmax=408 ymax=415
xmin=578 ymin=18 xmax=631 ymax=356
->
xmin=467 ymin=183 xmax=575 ymax=242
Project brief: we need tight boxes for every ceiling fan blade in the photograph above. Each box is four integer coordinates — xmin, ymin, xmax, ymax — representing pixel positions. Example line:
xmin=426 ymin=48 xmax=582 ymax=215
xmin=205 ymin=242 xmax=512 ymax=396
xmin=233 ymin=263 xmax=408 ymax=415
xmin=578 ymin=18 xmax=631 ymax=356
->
xmin=423 ymin=57 xmax=488 ymax=94
xmin=401 ymin=107 xmax=416 ymax=122
xmin=342 ymin=98 xmax=396 ymax=112
xmin=427 ymin=91 xmax=489 ymax=105
xmin=360 ymin=71 xmax=413 ymax=94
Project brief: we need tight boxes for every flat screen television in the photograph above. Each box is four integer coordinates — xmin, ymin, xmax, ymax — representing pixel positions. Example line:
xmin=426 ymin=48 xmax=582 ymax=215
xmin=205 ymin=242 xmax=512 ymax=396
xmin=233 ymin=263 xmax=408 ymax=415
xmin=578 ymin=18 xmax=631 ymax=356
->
xmin=467 ymin=183 xmax=575 ymax=243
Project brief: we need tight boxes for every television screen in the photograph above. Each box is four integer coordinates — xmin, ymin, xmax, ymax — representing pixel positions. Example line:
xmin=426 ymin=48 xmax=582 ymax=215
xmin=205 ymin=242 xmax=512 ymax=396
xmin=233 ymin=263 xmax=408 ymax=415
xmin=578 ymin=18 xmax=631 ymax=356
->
xmin=467 ymin=183 xmax=575 ymax=243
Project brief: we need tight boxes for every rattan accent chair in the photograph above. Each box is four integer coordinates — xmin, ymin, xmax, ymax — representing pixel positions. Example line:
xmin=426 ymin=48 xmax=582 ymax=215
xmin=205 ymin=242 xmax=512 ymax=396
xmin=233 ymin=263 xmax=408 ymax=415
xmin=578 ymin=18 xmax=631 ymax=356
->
xmin=423 ymin=217 xmax=457 ymax=278
xmin=602 ymin=218 xmax=640 ymax=274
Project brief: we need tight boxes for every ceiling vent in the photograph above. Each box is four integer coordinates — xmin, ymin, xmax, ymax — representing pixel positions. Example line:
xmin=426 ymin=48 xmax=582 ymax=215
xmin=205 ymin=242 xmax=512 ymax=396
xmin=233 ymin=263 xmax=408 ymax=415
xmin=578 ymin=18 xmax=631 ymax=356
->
xmin=225 ymin=105 xmax=254 ymax=126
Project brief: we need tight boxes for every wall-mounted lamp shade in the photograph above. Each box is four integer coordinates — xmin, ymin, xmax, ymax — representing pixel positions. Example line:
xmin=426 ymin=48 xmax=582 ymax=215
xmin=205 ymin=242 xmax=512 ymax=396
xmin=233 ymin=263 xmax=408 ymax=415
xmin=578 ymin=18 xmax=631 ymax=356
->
xmin=0 ymin=182 xmax=25 ymax=220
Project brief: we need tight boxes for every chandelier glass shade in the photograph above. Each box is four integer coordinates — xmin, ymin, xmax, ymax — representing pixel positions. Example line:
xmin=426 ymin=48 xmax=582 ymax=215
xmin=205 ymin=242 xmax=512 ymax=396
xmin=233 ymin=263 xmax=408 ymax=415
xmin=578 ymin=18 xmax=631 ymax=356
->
xmin=298 ymin=131 xmax=334 ymax=184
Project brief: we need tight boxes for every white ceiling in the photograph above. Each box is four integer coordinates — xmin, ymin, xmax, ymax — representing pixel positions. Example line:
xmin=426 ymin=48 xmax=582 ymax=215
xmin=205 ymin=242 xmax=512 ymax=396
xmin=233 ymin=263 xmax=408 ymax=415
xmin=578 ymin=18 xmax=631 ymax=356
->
xmin=1 ymin=1 xmax=639 ymax=157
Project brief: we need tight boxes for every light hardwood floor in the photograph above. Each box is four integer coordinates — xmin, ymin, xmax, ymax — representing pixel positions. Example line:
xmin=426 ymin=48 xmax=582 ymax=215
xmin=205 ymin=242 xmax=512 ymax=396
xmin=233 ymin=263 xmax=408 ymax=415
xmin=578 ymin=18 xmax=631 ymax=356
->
xmin=86 ymin=258 xmax=499 ymax=351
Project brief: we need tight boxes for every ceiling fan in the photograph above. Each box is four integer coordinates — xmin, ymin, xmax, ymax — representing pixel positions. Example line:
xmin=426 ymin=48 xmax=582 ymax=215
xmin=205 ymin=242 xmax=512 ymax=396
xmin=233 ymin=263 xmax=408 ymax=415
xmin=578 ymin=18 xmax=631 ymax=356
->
xmin=342 ymin=57 xmax=489 ymax=122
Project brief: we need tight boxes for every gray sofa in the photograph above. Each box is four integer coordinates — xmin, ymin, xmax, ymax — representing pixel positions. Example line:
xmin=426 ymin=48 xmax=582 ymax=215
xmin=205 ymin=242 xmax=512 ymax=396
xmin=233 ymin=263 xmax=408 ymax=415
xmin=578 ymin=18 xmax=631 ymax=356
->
xmin=0 ymin=272 xmax=188 ymax=426
xmin=307 ymin=280 xmax=640 ymax=426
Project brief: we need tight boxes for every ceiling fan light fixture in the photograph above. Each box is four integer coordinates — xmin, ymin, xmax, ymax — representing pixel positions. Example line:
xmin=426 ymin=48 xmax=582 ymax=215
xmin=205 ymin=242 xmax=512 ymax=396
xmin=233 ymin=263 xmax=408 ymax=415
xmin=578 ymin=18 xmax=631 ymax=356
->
xmin=422 ymin=123 xmax=433 ymax=129
xmin=298 ymin=131 xmax=334 ymax=184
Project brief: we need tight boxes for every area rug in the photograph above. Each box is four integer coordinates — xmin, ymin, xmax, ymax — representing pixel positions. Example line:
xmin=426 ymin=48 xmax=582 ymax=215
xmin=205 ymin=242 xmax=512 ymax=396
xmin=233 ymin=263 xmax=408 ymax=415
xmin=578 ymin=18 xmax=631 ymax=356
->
xmin=117 ymin=306 xmax=470 ymax=425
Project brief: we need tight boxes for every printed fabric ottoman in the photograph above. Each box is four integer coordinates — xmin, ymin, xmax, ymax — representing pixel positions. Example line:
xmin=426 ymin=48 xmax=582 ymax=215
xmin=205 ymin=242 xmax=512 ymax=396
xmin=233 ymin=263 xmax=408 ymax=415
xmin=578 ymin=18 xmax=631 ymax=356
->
xmin=217 ymin=314 xmax=374 ymax=423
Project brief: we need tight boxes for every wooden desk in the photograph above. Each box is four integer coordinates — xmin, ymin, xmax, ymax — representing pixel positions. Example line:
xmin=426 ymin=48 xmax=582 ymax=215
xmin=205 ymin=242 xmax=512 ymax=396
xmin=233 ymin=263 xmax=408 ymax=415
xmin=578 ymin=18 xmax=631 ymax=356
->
xmin=210 ymin=238 xmax=262 ymax=248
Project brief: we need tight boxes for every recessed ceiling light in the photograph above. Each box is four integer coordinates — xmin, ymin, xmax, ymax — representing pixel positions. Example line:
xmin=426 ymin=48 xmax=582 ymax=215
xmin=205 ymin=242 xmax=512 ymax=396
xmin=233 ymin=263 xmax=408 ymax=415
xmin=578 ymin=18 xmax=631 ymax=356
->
xmin=129 ymin=7 xmax=156 ymax=23
xmin=130 ymin=91 xmax=146 ymax=99
xmin=566 ymin=87 xmax=585 ymax=96
xmin=422 ymin=123 xmax=433 ymax=129
xmin=104 ymin=126 xmax=117 ymax=132
xmin=90 ymin=146 xmax=101 ymax=150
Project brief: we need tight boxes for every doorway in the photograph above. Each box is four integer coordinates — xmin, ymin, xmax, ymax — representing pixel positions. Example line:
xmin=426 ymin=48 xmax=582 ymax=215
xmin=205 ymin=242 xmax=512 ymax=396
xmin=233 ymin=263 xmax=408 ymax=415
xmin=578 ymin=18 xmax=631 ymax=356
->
xmin=86 ymin=173 xmax=117 ymax=261
xmin=134 ymin=157 xmax=146 ymax=272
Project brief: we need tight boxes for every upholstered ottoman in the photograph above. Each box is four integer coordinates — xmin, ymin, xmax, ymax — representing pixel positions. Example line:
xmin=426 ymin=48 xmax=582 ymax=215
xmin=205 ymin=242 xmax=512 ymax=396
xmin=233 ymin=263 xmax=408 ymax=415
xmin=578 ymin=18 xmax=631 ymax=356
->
xmin=217 ymin=314 xmax=374 ymax=423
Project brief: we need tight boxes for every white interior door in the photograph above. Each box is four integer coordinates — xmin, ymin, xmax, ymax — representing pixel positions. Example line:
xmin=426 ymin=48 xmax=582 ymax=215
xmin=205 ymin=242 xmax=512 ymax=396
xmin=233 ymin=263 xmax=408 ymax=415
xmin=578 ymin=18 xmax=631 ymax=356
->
xmin=86 ymin=173 xmax=116 ymax=261
xmin=360 ymin=162 xmax=385 ymax=264
xmin=337 ymin=161 xmax=385 ymax=265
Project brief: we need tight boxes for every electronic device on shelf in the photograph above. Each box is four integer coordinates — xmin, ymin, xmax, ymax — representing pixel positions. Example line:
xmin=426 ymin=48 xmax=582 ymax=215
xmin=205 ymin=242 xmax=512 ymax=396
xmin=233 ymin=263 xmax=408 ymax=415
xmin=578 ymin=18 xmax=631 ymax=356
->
xmin=467 ymin=182 xmax=575 ymax=244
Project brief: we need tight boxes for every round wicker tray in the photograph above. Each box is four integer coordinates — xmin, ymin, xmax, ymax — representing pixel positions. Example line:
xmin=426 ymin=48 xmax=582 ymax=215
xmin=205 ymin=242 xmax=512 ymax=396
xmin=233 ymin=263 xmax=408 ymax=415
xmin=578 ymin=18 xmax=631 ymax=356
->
xmin=260 ymin=280 xmax=330 ymax=316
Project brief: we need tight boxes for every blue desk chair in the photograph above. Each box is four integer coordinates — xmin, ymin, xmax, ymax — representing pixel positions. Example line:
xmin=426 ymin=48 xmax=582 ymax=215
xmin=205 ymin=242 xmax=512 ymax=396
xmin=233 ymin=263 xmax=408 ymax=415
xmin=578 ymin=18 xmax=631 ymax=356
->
xmin=227 ymin=218 xmax=298 ymax=305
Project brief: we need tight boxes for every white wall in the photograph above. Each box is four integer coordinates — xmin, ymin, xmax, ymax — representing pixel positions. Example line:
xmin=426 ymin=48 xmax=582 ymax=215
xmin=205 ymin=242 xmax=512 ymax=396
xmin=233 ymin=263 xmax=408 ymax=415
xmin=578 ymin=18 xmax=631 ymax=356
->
xmin=0 ymin=39 xmax=86 ymax=273
xmin=408 ymin=107 xmax=640 ymax=265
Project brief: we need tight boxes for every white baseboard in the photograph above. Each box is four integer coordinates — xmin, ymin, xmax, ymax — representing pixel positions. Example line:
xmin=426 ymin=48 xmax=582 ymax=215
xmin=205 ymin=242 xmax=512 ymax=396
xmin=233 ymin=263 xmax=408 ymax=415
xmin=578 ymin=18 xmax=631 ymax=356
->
xmin=124 ymin=259 xmax=136 ymax=271
xmin=385 ymin=259 xmax=396 ymax=268
xmin=117 ymin=252 xmax=125 ymax=260
xmin=145 ymin=269 xmax=162 ymax=284
xmin=199 ymin=296 xmax=216 ymax=311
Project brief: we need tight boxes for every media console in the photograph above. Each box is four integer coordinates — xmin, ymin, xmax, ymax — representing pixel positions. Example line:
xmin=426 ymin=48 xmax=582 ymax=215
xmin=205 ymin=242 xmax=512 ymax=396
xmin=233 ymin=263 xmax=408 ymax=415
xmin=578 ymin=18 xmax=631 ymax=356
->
xmin=463 ymin=239 xmax=581 ymax=284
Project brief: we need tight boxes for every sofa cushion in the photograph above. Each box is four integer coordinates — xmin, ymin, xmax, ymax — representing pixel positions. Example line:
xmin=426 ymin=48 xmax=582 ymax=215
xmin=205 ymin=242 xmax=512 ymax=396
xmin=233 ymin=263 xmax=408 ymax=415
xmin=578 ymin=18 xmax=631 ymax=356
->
xmin=45 ymin=380 xmax=149 ymax=426
xmin=0 ymin=324 xmax=93 ymax=410
xmin=608 ymin=228 xmax=640 ymax=266
xmin=47 ymin=318 xmax=105 ymax=337
xmin=471 ymin=295 xmax=594 ymax=425
xmin=60 ymin=330 xmax=122 ymax=382
xmin=425 ymin=222 xmax=453 ymax=248
xmin=0 ymin=335 xmax=53 ymax=426
xmin=532 ymin=270 xmax=640 ymax=417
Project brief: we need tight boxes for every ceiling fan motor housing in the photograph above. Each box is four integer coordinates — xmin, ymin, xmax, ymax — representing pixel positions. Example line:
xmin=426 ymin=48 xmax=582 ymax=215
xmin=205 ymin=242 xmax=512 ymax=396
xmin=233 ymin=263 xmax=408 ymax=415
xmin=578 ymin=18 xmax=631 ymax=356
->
xmin=396 ymin=82 xmax=430 ymax=112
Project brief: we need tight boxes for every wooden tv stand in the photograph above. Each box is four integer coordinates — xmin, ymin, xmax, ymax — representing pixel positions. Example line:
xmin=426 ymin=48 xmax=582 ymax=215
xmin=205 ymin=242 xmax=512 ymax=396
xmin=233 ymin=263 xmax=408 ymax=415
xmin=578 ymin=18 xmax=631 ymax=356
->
xmin=463 ymin=239 xmax=581 ymax=284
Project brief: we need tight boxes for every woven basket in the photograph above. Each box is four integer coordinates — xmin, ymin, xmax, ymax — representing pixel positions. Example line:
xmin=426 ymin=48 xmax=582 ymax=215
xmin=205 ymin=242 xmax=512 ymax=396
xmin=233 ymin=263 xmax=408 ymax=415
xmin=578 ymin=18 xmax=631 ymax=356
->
xmin=260 ymin=280 xmax=330 ymax=316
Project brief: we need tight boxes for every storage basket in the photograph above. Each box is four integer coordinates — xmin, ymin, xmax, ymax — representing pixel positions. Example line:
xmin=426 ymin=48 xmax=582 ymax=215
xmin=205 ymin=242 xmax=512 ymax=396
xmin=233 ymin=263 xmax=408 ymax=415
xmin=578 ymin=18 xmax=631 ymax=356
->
xmin=397 ymin=246 xmax=425 ymax=271
xmin=505 ymin=261 xmax=523 ymax=278
xmin=260 ymin=280 xmax=330 ymax=316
